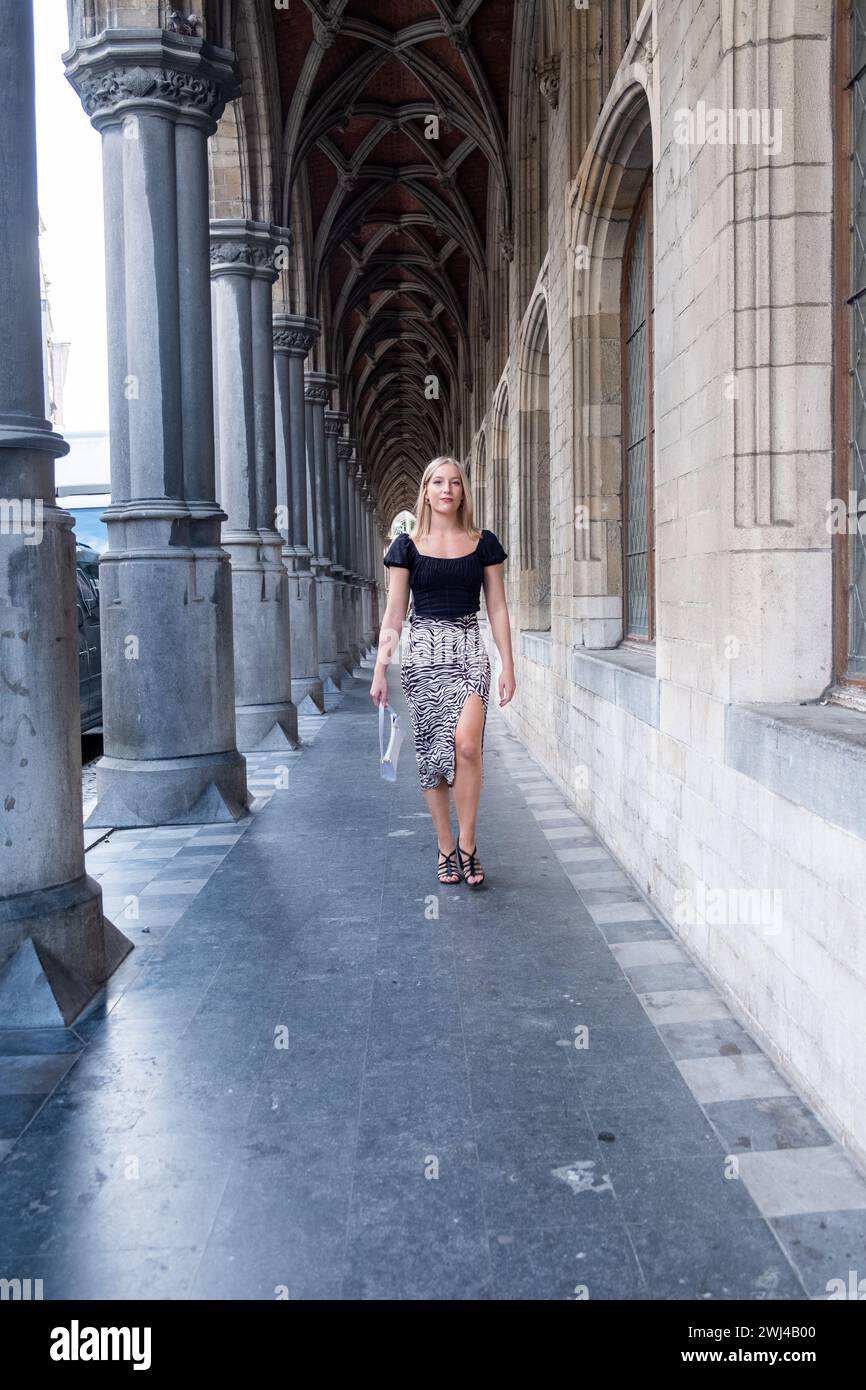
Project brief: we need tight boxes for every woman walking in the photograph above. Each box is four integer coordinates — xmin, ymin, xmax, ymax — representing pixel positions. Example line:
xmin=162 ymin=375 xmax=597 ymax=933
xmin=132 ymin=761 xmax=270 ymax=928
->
xmin=370 ymin=456 xmax=516 ymax=888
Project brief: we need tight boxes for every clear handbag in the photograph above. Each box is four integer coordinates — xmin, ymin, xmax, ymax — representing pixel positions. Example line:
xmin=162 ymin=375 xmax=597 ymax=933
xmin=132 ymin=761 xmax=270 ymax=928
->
xmin=378 ymin=700 xmax=405 ymax=782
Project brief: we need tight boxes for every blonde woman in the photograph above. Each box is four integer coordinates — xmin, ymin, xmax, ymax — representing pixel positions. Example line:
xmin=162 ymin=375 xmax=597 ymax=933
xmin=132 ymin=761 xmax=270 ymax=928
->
xmin=371 ymin=457 xmax=516 ymax=888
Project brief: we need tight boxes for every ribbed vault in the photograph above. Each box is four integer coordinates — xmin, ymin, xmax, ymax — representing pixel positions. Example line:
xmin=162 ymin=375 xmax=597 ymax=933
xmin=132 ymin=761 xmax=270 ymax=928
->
xmin=273 ymin=0 xmax=516 ymax=522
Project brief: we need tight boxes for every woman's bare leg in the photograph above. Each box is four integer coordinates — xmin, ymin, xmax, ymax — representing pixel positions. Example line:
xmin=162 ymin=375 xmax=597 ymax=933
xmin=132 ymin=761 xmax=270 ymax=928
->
xmin=423 ymin=781 xmax=459 ymax=881
xmin=452 ymin=692 xmax=486 ymax=883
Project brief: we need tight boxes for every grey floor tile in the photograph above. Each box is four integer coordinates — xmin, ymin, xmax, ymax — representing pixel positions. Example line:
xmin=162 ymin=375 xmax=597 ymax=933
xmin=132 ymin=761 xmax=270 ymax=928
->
xmin=344 ymin=1160 xmax=490 ymax=1300
xmin=489 ymin=1212 xmax=649 ymax=1300
xmin=703 ymin=1095 xmax=834 ymax=1154
xmin=736 ymin=1146 xmax=866 ymax=1218
xmin=0 ymin=1055 xmax=79 ymax=1095
xmin=770 ymin=1209 xmax=866 ymax=1299
xmin=677 ymin=1054 xmax=794 ymax=1104
xmin=657 ymin=1017 xmax=761 ymax=1061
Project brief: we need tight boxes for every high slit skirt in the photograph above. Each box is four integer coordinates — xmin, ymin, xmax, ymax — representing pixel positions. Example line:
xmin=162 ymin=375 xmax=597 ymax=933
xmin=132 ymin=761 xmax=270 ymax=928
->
xmin=400 ymin=611 xmax=492 ymax=790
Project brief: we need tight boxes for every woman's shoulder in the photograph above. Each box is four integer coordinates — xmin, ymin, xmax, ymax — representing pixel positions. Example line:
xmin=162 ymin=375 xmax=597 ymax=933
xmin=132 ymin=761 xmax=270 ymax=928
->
xmin=383 ymin=532 xmax=414 ymax=567
xmin=477 ymin=529 xmax=508 ymax=564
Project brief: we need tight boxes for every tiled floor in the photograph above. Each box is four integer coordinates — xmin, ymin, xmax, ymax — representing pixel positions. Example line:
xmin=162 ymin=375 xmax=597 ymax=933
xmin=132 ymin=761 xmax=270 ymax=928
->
xmin=2 ymin=655 xmax=866 ymax=1299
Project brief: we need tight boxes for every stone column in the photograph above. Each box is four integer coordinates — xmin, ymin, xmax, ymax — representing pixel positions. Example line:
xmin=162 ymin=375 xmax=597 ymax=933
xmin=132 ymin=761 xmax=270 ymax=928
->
xmin=361 ymin=484 xmax=376 ymax=650
xmin=210 ymin=219 xmax=297 ymax=751
xmin=305 ymin=371 xmax=342 ymax=690
xmin=325 ymin=409 xmax=353 ymax=681
xmin=273 ymin=314 xmax=324 ymax=714
xmin=64 ymin=27 xmax=248 ymax=826
xmin=353 ymin=461 xmax=370 ymax=657
xmin=338 ymin=436 xmax=361 ymax=667
xmin=367 ymin=503 xmax=381 ymax=641
xmin=347 ymin=458 xmax=362 ymax=659
xmin=0 ymin=0 xmax=132 ymax=1026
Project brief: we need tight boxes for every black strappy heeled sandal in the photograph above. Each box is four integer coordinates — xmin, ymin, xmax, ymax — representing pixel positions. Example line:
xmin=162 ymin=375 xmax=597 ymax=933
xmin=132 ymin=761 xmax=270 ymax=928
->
xmin=437 ymin=848 xmax=460 ymax=885
xmin=457 ymin=842 xmax=485 ymax=888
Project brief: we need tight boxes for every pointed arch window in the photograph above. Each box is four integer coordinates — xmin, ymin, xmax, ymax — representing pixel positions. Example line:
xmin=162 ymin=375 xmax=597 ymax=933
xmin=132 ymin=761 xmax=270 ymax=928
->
xmin=621 ymin=177 xmax=655 ymax=642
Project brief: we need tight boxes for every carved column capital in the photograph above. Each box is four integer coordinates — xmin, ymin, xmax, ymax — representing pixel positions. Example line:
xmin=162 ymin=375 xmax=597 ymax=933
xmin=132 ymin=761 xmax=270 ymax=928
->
xmin=209 ymin=219 xmax=288 ymax=282
xmin=304 ymin=371 xmax=337 ymax=406
xmin=273 ymin=314 xmax=320 ymax=358
xmin=64 ymin=30 xmax=240 ymax=134
xmin=324 ymin=410 xmax=349 ymax=438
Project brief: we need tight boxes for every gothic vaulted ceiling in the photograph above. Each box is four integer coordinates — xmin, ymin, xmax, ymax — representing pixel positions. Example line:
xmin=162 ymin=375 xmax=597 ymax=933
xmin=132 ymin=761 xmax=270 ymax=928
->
xmin=273 ymin=0 xmax=515 ymax=518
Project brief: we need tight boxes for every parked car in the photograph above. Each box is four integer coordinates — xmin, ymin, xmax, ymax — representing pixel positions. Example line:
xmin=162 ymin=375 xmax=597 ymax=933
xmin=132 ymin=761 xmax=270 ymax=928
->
xmin=76 ymin=552 xmax=102 ymax=734
xmin=57 ymin=490 xmax=107 ymax=732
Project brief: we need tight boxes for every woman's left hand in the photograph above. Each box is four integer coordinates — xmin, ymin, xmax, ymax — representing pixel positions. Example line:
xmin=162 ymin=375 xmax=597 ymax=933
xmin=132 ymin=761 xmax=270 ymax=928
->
xmin=499 ymin=670 xmax=516 ymax=706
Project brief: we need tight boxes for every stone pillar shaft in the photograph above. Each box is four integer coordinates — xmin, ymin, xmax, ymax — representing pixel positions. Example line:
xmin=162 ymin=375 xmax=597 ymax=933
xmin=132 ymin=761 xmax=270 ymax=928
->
xmin=65 ymin=27 xmax=248 ymax=826
xmin=0 ymin=0 xmax=131 ymax=1025
xmin=325 ymin=410 xmax=352 ymax=678
xmin=210 ymin=218 xmax=297 ymax=751
xmin=305 ymin=372 xmax=342 ymax=686
xmin=273 ymin=315 xmax=324 ymax=713
xmin=339 ymin=437 xmax=360 ymax=666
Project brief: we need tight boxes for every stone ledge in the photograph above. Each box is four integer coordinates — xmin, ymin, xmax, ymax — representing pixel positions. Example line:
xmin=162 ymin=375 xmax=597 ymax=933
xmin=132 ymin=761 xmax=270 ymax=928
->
xmin=570 ymin=645 xmax=659 ymax=727
xmin=520 ymin=629 xmax=555 ymax=668
xmin=725 ymin=701 xmax=866 ymax=841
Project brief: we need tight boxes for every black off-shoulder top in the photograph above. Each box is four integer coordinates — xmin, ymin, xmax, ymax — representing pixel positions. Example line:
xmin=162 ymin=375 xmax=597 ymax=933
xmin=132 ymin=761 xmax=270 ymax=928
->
xmin=383 ymin=529 xmax=508 ymax=619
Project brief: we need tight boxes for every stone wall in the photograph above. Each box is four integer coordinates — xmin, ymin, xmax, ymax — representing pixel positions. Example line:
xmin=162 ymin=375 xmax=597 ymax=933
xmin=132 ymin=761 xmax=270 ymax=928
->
xmin=481 ymin=0 xmax=866 ymax=1165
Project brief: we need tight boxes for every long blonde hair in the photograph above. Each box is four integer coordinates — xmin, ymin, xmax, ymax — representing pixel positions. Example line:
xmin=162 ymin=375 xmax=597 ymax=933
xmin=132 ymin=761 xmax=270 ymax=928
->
xmin=411 ymin=456 xmax=481 ymax=542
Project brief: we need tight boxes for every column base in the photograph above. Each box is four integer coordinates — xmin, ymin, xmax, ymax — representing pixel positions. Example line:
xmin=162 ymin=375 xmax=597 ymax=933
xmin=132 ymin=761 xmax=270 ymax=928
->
xmin=85 ymin=749 xmax=250 ymax=829
xmin=0 ymin=875 xmax=134 ymax=1028
xmin=236 ymin=701 xmax=299 ymax=752
xmin=319 ymin=660 xmax=345 ymax=691
xmin=291 ymin=676 xmax=326 ymax=715
xmin=336 ymin=649 xmax=356 ymax=683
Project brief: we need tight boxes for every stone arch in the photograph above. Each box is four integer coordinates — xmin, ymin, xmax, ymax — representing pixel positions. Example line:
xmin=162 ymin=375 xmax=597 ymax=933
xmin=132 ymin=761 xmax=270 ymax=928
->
xmin=473 ymin=431 xmax=488 ymax=530
xmin=567 ymin=17 xmax=656 ymax=648
xmin=518 ymin=288 xmax=551 ymax=631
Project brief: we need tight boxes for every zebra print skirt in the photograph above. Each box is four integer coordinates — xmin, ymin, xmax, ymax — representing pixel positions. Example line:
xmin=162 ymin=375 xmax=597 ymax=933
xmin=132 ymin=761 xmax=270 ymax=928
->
xmin=400 ymin=612 xmax=492 ymax=790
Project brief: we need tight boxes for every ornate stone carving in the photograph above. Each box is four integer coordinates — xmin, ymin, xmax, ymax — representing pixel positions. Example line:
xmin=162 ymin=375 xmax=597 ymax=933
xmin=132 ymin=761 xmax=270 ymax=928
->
xmin=209 ymin=240 xmax=277 ymax=271
xmin=304 ymin=383 xmax=331 ymax=404
xmin=499 ymin=227 xmax=514 ymax=263
xmin=76 ymin=64 xmax=224 ymax=119
xmin=313 ymin=16 xmax=341 ymax=49
xmin=337 ymin=440 xmax=355 ymax=464
xmin=273 ymin=327 xmax=318 ymax=355
xmin=165 ymin=8 xmax=201 ymax=37
xmin=536 ymin=55 xmax=560 ymax=110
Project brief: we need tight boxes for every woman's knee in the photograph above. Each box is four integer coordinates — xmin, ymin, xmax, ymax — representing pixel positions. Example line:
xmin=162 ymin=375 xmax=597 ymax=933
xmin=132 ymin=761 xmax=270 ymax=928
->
xmin=455 ymin=730 xmax=482 ymax=762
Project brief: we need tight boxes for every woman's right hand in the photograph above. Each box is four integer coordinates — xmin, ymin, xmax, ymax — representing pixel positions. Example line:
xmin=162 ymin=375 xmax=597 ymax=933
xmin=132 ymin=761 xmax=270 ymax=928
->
xmin=370 ymin=668 xmax=389 ymax=706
